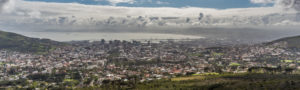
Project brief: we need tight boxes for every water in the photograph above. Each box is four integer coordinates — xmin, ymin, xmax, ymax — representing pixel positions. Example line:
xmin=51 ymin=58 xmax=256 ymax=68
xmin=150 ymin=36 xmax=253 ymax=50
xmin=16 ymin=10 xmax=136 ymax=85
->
xmin=21 ymin=32 xmax=204 ymax=42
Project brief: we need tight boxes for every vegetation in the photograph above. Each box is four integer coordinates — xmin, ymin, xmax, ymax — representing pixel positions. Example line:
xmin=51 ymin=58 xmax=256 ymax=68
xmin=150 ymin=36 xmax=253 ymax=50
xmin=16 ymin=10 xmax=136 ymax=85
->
xmin=95 ymin=73 xmax=300 ymax=90
xmin=229 ymin=62 xmax=241 ymax=66
xmin=0 ymin=30 xmax=66 ymax=54
xmin=3 ymin=68 xmax=300 ymax=89
xmin=281 ymin=60 xmax=294 ymax=63
xmin=212 ymin=52 xmax=224 ymax=57
xmin=268 ymin=35 xmax=300 ymax=48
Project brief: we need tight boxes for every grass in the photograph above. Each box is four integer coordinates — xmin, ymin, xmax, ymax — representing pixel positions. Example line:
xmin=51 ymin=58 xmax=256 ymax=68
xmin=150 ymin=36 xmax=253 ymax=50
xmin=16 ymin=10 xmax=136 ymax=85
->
xmin=0 ymin=62 xmax=5 ymax=65
xmin=172 ymin=73 xmax=220 ymax=81
xmin=212 ymin=52 xmax=224 ymax=57
xmin=281 ymin=60 xmax=294 ymax=63
xmin=189 ymin=53 xmax=203 ymax=57
xmin=192 ymin=72 xmax=220 ymax=76
xmin=33 ymin=73 xmax=300 ymax=90
xmin=63 ymin=79 xmax=78 ymax=82
xmin=229 ymin=62 xmax=240 ymax=66
xmin=133 ymin=73 xmax=300 ymax=90
xmin=63 ymin=79 xmax=80 ymax=87
xmin=171 ymin=75 xmax=205 ymax=81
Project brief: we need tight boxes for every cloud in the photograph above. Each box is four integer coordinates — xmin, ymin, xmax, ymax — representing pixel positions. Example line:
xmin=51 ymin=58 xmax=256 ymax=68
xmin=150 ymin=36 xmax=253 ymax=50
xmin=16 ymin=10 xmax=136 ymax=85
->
xmin=250 ymin=0 xmax=276 ymax=4
xmin=0 ymin=0 xmax=299 ymax=42
xmin=106 ymin=0 xmax=135 ymax=5
xmin=275 ymin=0 xmax=300 ymax=11
xmin=0 ymin=0 xmax=299 ymax=34
xmin=155 ymin=1 xmax=169 ymax=5
xmin=0 ymin=0 xmax=16 ymax=13
xmin=0 ymin=0 xmax=10 ymax=9
xmin=251 ymin=0 xmax=300 ymax=11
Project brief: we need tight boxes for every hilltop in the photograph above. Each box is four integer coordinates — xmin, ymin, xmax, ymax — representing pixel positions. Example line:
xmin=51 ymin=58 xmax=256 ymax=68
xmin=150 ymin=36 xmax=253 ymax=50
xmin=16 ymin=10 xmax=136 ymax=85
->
xmin=267 ymin=35 xmax=300 ymax=48
xmin=0 ymin=30 xmax=65 ymax=54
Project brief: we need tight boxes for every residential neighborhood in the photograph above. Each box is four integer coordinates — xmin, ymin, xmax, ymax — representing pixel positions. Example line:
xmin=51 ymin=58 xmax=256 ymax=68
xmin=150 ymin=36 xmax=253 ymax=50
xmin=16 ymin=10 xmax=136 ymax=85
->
xmin=0 ymin=39 xmax=300 ymax=89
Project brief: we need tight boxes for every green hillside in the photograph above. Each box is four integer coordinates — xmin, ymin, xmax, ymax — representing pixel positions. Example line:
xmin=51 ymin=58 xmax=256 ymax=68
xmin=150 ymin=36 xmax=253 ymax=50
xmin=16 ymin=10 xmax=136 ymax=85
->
xmin=267 ymin=35 xmax=300 ymax=48
xmin=129 ymin=73 xmax=300 ymax=90
xmin=0 ymin=30 xmax=65 ymax=54
xmin=73 ymin=73 xmax=300 ymax=90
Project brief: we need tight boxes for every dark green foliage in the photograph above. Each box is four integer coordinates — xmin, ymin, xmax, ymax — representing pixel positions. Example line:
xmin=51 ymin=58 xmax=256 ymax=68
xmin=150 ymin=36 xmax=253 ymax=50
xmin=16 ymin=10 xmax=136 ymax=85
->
xmin=82 ymin=73 xmax=300 ymax=90
xmin=0 ymin=79 xmax=28 ymax=87
xmin=0 ymin=30 xmax=66 ymax=54
xmin=27 ymin=73 xmax=66 ymax=83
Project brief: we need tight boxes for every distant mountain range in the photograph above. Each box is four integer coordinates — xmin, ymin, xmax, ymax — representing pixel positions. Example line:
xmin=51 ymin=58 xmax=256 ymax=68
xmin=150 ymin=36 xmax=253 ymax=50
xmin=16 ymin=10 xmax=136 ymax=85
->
xmin=0 ymin=30 xmax=65 ymax=54
xmin=1 ymin=30 xmax=300 ymax=54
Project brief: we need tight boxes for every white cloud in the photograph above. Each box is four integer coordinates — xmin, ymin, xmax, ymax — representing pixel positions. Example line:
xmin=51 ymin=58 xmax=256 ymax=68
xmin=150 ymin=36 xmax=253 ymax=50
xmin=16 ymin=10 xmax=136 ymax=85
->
xmin=106 ymin=0 xmax=135 ymax=5
xmin=155 ymin=1 xmax=169 ymax=5
xmin=251 ymin=0 xmax=300 ymax=12
xmin=250 ymin=0 xmax=276 ymax=4
xmin=0 ymin=0 xmax=16 ymax=13
xmin=0 ymin=0 xmax=10 ymax=10
xmin=0 ymin=0 xmax=299 ymax=34
xmin=275 ymin=0 xmax=300 ymax=11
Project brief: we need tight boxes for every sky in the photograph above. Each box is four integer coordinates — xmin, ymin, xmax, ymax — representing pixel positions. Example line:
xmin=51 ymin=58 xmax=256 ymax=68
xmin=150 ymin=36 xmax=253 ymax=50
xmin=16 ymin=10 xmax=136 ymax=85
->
xmin=0 ymin=0 xmax=300 ymax=41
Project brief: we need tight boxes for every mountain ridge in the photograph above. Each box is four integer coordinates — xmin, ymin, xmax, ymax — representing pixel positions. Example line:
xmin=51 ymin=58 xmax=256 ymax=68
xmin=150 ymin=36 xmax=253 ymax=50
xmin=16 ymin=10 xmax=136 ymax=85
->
xmin=267 ymin=35 xmax=300 ymax=48
xmin=0 ymin=30 xmax=66 ymax=54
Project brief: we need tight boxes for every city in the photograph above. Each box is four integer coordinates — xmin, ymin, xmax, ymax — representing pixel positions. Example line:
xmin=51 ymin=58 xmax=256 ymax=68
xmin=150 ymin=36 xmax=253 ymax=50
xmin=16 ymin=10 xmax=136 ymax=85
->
xmin=1 ymin=0 xmax=300 ymax=89
xmin=1 ymin=38 xmax=300 ymax=89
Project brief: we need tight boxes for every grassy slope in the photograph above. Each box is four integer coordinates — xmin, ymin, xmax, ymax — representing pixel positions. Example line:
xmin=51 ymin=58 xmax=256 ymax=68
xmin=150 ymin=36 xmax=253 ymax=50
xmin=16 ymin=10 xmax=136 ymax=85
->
xmin=72 ymin=73 xmax=300 ymax=90
xmin=268 ymin=35 xmax=300 ymax=48
xmin=0 ymin=30 xmax=65 ymax=54
xmin=133 ymin=73 xmax=300 ymax=90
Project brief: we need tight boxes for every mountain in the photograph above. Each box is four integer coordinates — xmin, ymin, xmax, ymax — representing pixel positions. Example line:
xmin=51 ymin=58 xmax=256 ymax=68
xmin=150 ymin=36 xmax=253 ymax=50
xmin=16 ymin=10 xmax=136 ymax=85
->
xmin=0 ymin=30 xmax=65 ymax=54
xmin=267 ymin=35 xmax=300 ymax=48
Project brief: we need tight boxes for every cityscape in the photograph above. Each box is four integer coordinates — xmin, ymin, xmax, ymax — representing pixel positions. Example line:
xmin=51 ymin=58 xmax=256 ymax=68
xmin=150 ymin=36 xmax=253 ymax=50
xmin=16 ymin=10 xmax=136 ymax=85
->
xmin=1 ymin=37 xmax=300 ymax=89
xmin=1 ymin=0 xmax=300 ymax=89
